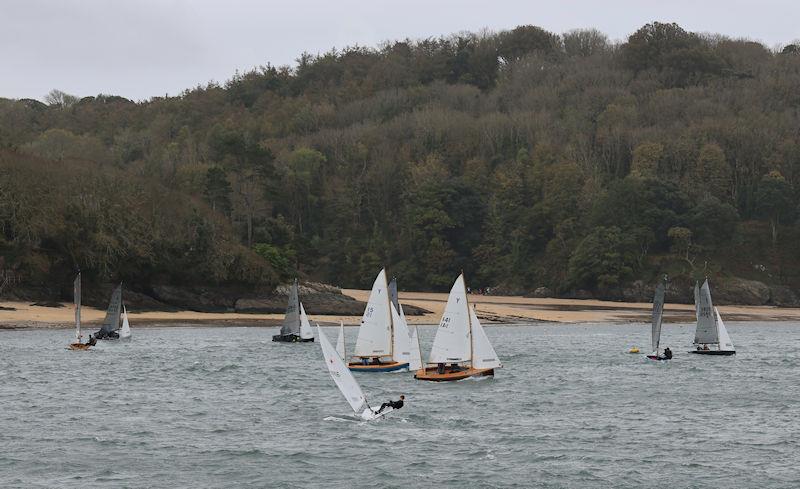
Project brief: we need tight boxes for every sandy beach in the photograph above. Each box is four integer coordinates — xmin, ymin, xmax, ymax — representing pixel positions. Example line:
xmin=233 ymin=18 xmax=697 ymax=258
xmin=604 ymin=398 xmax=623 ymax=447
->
xmin=3 ymin=290 xmax=800 ymax=329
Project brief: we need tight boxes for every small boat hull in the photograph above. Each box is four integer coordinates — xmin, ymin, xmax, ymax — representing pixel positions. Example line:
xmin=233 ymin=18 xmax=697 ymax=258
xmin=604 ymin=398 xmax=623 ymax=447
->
xmin=348 ymin=362 xmax=409 ymax=372
xmin=646 ymin=355 xmax=670 ymax=361
xmin=689 ymin=350 xmax=735 ymax=355
xmin=414 ymin=366 xmax=495 ymax=382
xmin=68 ymin=343 xmax=91 ymax=351
xmin=272 ymin=334 xmax=314 ymax=343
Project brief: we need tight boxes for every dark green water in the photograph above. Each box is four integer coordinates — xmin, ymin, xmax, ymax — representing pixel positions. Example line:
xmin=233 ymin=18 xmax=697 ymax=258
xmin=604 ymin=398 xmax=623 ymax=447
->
xmin=1 ymin=323 xmax=798 ymax=488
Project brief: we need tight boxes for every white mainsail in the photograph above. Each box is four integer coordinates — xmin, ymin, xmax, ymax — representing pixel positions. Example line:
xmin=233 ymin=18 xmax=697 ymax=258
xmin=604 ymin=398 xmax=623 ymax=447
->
xmin=299 ymin=303 xmax=314 ymax=340
xmin=354 ymin=268 xmax=392 ymax=357
xmin=391 ymin=303 xmax=411 ymax=364
xmin=119 ymin=306 xmax=132 ymax=339
xmin=715 ymin=308 xmax=735 ymax=352
xmin=402 ymin=305 xmax=423 ymax=370
xmin=651 ymin=281 xmax=666 ymax=354
xmin=408 ymin=324 xmax=423 ymax=371
xmin=74 ymin=273 xmax=82 ymax=342
xmin=470 ymin=305 xmax=502 ymax=369
xmin=318 ymin=326 xmax=369 ymax=416
xmin=428 ymin=274 xmax=471 ymax=364
xmin=694 ymin=280 xmax=718 ymax=345
xmin=336 ymin=321 xmax=346 ymax=359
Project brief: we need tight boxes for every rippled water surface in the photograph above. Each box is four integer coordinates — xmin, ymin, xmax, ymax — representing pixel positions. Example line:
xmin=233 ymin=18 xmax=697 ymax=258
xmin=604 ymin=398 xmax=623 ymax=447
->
xmin=1 ymin=322 xmax=799 ymax=488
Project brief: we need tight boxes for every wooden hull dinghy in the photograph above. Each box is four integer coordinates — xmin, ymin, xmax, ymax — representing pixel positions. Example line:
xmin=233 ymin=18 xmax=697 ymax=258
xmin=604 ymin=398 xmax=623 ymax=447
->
xmin=414 ymin=366 xmax=494 ymax=381
xmin=416 ymin=273 xmax=502 ymax=382
xmin=348 ymin=359 xmax=409 ymax=372
xmin=68 ymin=342 xmax=92 ymax=351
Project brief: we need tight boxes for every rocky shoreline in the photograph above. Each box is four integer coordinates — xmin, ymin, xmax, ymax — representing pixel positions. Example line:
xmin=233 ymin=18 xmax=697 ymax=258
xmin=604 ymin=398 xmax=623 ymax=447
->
xmin=1 ymin=281 xmax=430 ymax=316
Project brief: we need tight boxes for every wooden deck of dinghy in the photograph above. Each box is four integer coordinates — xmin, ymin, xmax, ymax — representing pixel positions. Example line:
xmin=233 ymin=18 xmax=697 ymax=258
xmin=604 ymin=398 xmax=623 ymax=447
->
xmin=347 ymin=361 xmax=408 ymax=372
xmin=68 ymin=343 xmax=91 ymax=351
xmin=414 ymin=366 xmax=494 ymax=382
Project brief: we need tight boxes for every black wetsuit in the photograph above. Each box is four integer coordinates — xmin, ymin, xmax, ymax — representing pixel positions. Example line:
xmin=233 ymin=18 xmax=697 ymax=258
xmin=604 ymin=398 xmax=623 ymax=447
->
xmin=663 ymin=348 xmax=673 ymax=360
xmin=377 ymin=399 xmax=403 ymax=413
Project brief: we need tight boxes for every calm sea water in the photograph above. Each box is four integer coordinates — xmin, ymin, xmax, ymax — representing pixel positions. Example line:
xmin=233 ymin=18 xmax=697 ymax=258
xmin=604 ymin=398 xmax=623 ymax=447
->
xmin=1 ymin=322 xmax=799 ymax=488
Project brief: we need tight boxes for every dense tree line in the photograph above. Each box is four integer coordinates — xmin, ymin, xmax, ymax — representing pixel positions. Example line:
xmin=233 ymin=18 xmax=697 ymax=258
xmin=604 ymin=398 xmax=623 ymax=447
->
xmin=1 ymin=22 xmax=800 ymax=297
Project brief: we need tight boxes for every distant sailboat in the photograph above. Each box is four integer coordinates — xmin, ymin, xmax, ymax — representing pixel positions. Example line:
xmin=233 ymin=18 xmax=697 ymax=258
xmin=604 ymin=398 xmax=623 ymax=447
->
xmin=690 ymin=279 xmax=735 ymax=355
xmin=119 ymin=305 xmax=132 ymax=340
xmin=318 ymin=326 xmax=393 ymax=420
xmin=95 ymin=283 xmax=123 ymax=340
xmin=68 ymin=273 xmax=93 ymax=351
xmin=415 ymin=273 xmax=501 ymax=381
xmin=646 ymin=276 xmax=671 ymax=361
xmin=348 ymin=269 xmax=409 ymax=372
xmin=272 ymin=279 xmax=314 ymax=342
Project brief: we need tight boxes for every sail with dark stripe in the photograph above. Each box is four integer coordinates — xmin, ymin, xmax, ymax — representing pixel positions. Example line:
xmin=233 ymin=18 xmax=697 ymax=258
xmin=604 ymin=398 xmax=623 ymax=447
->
xmin=388 ymin=277 xmax=400 ymax=315
xmin=280 ymin=279 xmax=301 ymax=336
xmin=100 ymin=284 xmax=123 ymax=334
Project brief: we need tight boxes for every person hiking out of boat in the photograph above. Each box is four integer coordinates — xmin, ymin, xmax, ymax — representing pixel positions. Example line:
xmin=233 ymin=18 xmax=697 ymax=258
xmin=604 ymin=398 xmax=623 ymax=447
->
xmin=662 ymin=347 xmax=672 ymax=360
xmin=376 ymin=395 xmax=404 ymax=414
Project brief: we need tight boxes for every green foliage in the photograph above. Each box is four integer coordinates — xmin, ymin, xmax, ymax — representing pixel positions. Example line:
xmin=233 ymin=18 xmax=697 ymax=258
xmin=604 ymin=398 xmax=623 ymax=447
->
xmin=253 ymin=243 xmax=295 ymax=278
xmin=568 ymin=226 xmax=636 ymax=290
xmin=756 ymin=171 xmax=794 ymax=244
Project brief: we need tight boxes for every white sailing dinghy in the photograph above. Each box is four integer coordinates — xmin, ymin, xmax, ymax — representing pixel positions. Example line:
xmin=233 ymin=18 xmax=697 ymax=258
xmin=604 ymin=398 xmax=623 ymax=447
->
xmin=68 ymin=272 xmax=93 ymax=351
xmin=95 ymin=283 xmax=124 ymax=340
xmin=690 ymin=279 xmax=735 ymax=355
xmin=646 ymin=277 xmax=670 ymax=361
xmin=348 ymin=269 xmax=409 ymax=372
xmin=119 ymin=305 xmax=132 ymax=340
xmin=415 ymin=273 xmax=501 ymax=381
xmin=318 ymin=326 xmax=393 ymax=421
xmin=273 ymin=279 xmax=314 ymax=342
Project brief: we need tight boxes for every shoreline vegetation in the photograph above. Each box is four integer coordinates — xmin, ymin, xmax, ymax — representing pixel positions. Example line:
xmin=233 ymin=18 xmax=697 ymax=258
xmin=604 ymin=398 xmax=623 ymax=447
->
xmin=4 ymin=288 xmax=800 ymax=330
xmin=3 ymin=23 xmax=800 ymax=315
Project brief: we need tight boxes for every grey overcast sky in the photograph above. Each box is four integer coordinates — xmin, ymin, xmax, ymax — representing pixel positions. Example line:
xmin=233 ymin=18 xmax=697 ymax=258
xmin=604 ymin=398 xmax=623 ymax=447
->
xmin=1 ymin=0 xmax=797 ymax=102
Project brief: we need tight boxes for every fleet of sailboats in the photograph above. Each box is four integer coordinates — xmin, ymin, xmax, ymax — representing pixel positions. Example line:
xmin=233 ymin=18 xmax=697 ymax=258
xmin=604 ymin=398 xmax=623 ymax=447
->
xmin=415 ymin=273 xmax=501 ymax=381
xmin=690 ymin=279 xmax=736 ymax=355
xmin=60 ymin=266 xmax=749 ymax=419
xmin=272 ymin=279 xmax=314 ymax=342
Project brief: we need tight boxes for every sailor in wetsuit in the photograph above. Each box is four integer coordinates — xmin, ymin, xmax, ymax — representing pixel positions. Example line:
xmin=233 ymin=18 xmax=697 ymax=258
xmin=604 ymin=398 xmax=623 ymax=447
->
xmin=87 ymin=334 xmax=97 ymax=346
xmin=662 ymin=347 xmax=672 ymax=360
xmin=376 ymin=395 xmax=404 ymax=414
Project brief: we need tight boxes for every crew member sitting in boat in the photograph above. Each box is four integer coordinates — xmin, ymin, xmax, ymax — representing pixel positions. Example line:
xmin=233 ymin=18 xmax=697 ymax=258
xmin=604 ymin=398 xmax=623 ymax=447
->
xmin=87 ymin=334 xmax=97 ymax=346
xmin=662 ymin=347 xmax=672 ymax=360
xmin=376 ymin=395 xmax=404 ymax=414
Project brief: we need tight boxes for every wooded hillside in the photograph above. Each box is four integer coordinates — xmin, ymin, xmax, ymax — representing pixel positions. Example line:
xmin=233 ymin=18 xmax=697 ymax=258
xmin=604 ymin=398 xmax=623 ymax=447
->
xmin=2 ymin=22 xmax=800 ymax=303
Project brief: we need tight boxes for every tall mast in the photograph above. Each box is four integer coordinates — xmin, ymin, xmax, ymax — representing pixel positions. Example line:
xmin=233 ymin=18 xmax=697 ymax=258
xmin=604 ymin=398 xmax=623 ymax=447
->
xmin=384 ymin=269 xmax=393 ymax=358
xmin=463 ymin=271 xmax=474 ymax=367
xmin=74 ymin=272 xmax=81 ymax=342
